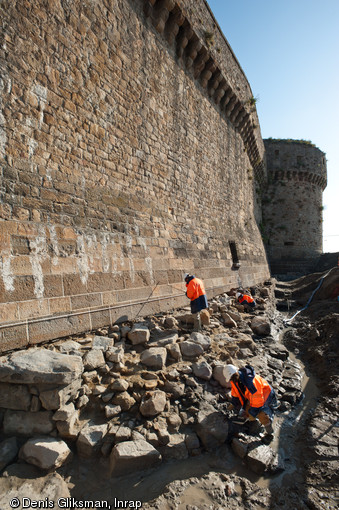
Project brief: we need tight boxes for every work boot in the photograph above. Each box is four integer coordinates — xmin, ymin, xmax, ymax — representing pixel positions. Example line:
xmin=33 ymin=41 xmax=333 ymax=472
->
xmin=247 ymin=419 xmax=262 ymax=435
xmin=262 ymin=433 xmax=274 ymax=445
xmin=264 ymin=422 xmax=274 ymax=435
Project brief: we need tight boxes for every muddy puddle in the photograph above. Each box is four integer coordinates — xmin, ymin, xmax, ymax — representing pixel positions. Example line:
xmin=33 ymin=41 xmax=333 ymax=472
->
xmin=65 ymin=443 xmax=247 ymax=503
xmin=258 ymin=349 xmax=321 ymax=490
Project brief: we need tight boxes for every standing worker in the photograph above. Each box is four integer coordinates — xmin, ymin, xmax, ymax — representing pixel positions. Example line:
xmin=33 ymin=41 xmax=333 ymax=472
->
xmin=236 ymin=291 xmax=256 ymax=312
xmin=184 ymin=273 xmax=208 ymax=331
xmin=224 ymin=364 xmax=278 ymax=443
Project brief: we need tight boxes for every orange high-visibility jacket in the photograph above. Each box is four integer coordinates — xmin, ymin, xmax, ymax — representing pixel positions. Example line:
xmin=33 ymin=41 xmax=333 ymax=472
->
xmin=186 ymin=277 xmax=206 ymax=301
xmin=231 ymin=374 xmax=271 ymax=408
xmin=186 ymin=277 xmax=208 ymax=313
xmin=239 ymin=294 xmax=255 ymax=305
xmin=230 ymin=380 xmax=247 ymax=407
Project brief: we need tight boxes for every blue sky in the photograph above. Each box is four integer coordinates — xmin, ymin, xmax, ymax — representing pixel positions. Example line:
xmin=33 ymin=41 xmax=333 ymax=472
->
xmin=207 ymin=0 xmax=339 ymax=253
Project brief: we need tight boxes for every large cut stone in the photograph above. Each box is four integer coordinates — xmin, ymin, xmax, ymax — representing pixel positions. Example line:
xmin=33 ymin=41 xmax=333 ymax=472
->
xmin=185 ymin=432 xmax=200 ymax=451
xmin=149 ymin=333 xmax=178 ymax=347
xmin=112 ymin=391 xmax=136 ymax=411
xmin=0 ymin=437 xmax=19 ymax=472
xmin=76 ymin=422 xmax=108 ymax=458
xmin=192 ymin=360 xmax=212 ymax=380
xmin=0 ymin=383 xmax=31 ymax=411
xmin=127 ymin=324 xmax=150 ymax=345
xmin=19 ymin=437 xmax=72 ymax=470
xmin=180 ymin=341 xmax=204 ymax=358
xmin=92 ymin=335 xmax=114 ymax=351
xmin=250 ymin=316 xmax=271 ymax=336
xmin=105 ymin=404 xmax=121 ymax=419
xmin=222 ymin=313 xmax=237 ymax=327
xmin=162 ymin=381 xmax=185 ymax=398
xmin=227 ymin=310 xmax=242 ymax=323
xmin=231 ymin=437 xmax=248 ymax=459
xmin=268 ymin=344 xmax=289 ymax=361
xmin=110 ymin=440 xmax=161 ymax=476
xmin=158 ymin=434 xmax=188 ymax=460
xmin=139 ymin=390 xmax=167 ymax=417
xmin=189 ymin=332 xmax=211 ymax=351
xmin=236 ymin=333 xmax=257 ymax=352
xmin=195 ymin=403 xmax=228 ymax=449
xmin=39 ymin=378 xmax=82 ymax=410
xmin=110 ymin=379 xmax=129 ymax=392
xmin=213 ymin=364 xmax=231 ymax=388
xmin=0 ymin=349 xmax=83 ymax=384
xmin=166 ymin=343 xmax=182 ymax=361
xmin=52 ymin=402 xmax=76 ymax=421
xmin=83 ymin=349 xmax=106 ymax=370
xmin=140 ymin=347 xmax=167 ymax=369
xmin=3 ymin=410 xmax=54 ymax=436
xmin=58 ymin=340 xmax=82 ymax=354
xmin=167 ymin=413 xmax=182 ymax=431
xmin=246 ymin=444 xmax=274 ymax=475
xmin=54 ymin=406 xmax=81 ymax=440
xmin=106 ymin=345 xmax=124 ymax=363
xmin=115 ymin=425 xmax=132 ymax=443
xmin=200 ymin=309 xmax=210 ymax=326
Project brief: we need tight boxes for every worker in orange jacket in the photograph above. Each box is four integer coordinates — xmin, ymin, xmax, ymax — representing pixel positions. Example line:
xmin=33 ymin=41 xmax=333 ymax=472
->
xmin=224 ymin=364 xmax=278 ymax=443
xmin=184 ymin=273 xmax=208 ymax=331
xmin=236 ymin=291 xmax=256 ymax=311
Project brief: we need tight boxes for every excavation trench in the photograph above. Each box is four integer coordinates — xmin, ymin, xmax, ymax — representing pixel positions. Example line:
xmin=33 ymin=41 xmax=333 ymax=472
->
xmin=62 ymin=313 xmax=321 ymax=507
xmin=1 ymin=273 xmax=337 ymax=509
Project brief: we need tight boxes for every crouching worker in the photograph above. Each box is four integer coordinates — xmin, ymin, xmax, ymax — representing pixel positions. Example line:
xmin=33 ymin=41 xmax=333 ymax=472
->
xmin=236 ymin=291 xmax=256 ymax=312
xmin=224 ymin=364 xmax=278 ymax=443
xmin=184 ymin=273 xmax=208 ymax=331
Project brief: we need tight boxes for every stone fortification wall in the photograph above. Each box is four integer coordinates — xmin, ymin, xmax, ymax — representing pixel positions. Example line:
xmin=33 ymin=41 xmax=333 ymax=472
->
xmin=0 ymin=0 xmax=269 ymax=352
xmin=263 ymin=139 xmax=327 ymax=275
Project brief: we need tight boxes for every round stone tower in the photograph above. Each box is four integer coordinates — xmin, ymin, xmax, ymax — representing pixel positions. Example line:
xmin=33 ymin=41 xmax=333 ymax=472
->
xmin=262 ymin=139 xmax=327 ymax=276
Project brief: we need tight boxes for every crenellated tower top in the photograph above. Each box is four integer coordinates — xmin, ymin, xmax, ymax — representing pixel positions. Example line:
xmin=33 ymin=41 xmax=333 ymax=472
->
xmin=264 ymin=139 xmax=327 ymax=190
xmin=262 ymin=139 xmax=327 ymax=276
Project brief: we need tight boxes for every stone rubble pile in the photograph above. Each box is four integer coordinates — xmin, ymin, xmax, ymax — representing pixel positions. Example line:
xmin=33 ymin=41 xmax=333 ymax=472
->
xmin=0 ymin=282 xmax=304 ymax=478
